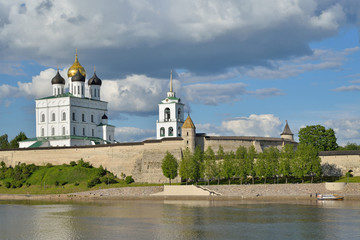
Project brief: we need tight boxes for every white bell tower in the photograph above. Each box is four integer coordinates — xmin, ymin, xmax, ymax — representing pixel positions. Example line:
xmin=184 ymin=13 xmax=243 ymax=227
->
xmin=156 ymin=71 xmax=184 ymax=139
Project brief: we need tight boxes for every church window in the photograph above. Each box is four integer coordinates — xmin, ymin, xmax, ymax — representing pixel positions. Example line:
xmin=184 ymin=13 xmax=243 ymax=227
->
xmin=72 ymin=112 xmax=76 ymax=121
xmin=98 ymin=89 xmax=100 ymax=98
xmin=109 ymin=135 xmax=111 ymax=141
xmin=160 ymin=127 xmax=165 ymax=137
xmin=178 ymin=108 xmax=181 ymax=117
xmin=62 ymin=112 xmax=66 ymax=121
xmin=168 ymin=127 xmax=173 ymax=136
xmin=92 ymin=129 xmax=94 ymax=137
xmin=51 ymin=127 xmax=55 ymax=136
xmin=164 ymin=108 xmax=170 ymax=121
xmin=83 ymin=128 xmax=85 ymax=136
xmin=82 ymin=113 xmax=85 ymax=122
xmin=41 ymin=114 xmax=45 ymax=122
xmin=62 ymin=127 xmax=65 ymax=135
xmin=94 ymin=89 xmax=96 ymax=97
xmin=77 ymin=86 xmax=80 ymax=95
xmin=187 ymin=132 xmax=188 ymax=136
xmin=91 ymin=115 xmax=94 ymax=122
xmin=178 ymin=127 xmax=181 ymax=136
xmin=51 ymin=113 xmax=55 ymax=121
xmin=73 ymin=127 xmax=76 ymax=135
xmin=41 ymin=128 xmax=44 ymax=136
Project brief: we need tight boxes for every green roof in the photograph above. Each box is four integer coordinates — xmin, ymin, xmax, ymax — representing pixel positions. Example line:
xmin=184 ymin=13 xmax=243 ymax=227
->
xmin=37 ymin=93 xmax=105 ymax=102
xmin=29 ymin=141 xmax=46 ymax=148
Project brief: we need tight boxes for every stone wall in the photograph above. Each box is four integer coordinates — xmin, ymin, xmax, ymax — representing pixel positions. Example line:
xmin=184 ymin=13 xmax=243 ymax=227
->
xmin=319 ymin=150 xmax=360 ymax=176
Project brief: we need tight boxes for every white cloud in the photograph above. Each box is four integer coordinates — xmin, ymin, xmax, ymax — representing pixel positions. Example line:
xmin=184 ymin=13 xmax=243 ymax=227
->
xmin=115 ymin=127 xmax=154 ymax=142
xmin=197 ymin=114 xmax=283 ymax=137
xmin=333 ymin=85 xmax=360 ymax=92
xmin=325 ymin=118 xmax=360 ymax=145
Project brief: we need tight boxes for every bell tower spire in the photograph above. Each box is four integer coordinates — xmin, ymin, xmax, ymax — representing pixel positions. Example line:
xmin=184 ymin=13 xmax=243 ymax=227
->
xmin=167 ymin=70 xmax=175 ymax=98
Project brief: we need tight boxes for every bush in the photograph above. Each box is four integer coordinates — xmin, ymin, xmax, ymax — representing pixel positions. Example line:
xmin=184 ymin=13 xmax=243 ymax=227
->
xmin=100 ymin=174 xmax=118 ymax=184
xmin=13 ymin=181 xmax=23 ymax=188
xmin=70 ymin=161 xmax=77 ymax=167
xmin=346 ymin=172 xmax=353 ymax=178
xmin=25 ymin=182 xmax=31 ymax=187
xmin=4 ymin=181 xmax=11 ymax=188
xmin=46 ymin=163 xmax=53 ymax=168
xmin=55 ymin=180 xmax=59 ymax=186
xmin=77 ymin=159 xmax=92 ymax=168
xmin=125 ymin=176 xmax=134 ymax=184
xmin=61 ymin=181 xmax=68 ymax=186
xmin=87 ymin=177 xmax=101 ymax=188
xmin=74 ymin=182 xmax=79 ymax=186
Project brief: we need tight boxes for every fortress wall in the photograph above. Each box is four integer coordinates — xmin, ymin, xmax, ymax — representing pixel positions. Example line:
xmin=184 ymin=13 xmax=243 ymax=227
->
xmin=0 ymin=139 xmax=184 ymax=183
xmin=320 ymin=153 xmax=360 ymax=176
xmin=203 ymin=139 xmax=254 ymax=153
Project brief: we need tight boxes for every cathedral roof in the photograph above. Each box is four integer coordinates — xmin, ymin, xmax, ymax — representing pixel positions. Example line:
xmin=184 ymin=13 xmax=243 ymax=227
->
xmin=182 ymin=115 xmax=196 ymax=129
xmin=67 ymin=50 xmax=86 ymax=78
xmin=88 ymin=71 xmax=102 ymax=86
xmin=102 ymin=114 xmax=108 ymax=119
xmin=281 ymin=120 xmax=293 ymax=136
xmin=51 ymin=70 xmax=65 ymax=85
xmin=72 ymin=69 xmax=85 ymax=82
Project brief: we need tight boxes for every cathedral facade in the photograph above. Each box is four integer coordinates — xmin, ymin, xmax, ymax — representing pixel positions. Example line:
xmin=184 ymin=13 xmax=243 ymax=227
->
xmin=19 ymin=52 xmax=115 ymax=148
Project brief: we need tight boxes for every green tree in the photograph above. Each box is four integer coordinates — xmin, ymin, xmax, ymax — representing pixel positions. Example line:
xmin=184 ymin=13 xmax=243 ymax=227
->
xmin=278 ymin=144 xmax=294 ymax=184
xmin=0 ymin=134 xmax=9 ymax=149
xmin=291 ymin=144 xmax=321 ymax=183
xmin=246 ymin=146 xmax=257 ymax=184
xmin=338 ymin=143 xmax=360 ymax=151
xmin=298 ymin=125 xmax=338 ymax=152
xmin=235 ymin=146 xmax=247 ymax=184
xmin=216 ymin=145 xmax=225 ymax=184
xmin=189 ymin=146 xmax=203 ymax=183
xmin=255 ymin=147 xmax=279 ymax=184
xmin=161 ymin=152 xmax=178 ymax=185
xmin=179 ymin=148 xmax=193 ymax=184
xmin=203 ymin=146 xmax=218 ymax=185
xmin=221 ymin=151 xmax=236 ymax=185
xmin=9 ymin=132 xmax=27 ymax=148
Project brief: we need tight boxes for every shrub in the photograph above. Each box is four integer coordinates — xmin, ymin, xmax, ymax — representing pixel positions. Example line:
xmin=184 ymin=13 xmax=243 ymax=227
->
xmin=26 ymin=182 xmax=31 ymax=187
xmin=46 ymin=163 xmax=53 ymax=168
xmin=346 ymin=172 xmax=353 ymax=178
xmin=70 ymin=161 xmax=77 ymax=167
xmin=4 ymin=181 xmax=11 ymax=188
xmin=61 ymin=181 xmax=68 ymax=186
xmin=125 ymin=176 xmax=134 ymax=184
xmin=100 ymin=174 xmax=118 ymax=184
xmin=74 ymin=182 xmax=79 ymax=186
xmin=13 ymin=181 xmax=23 ymax=188
xmin=77 ymin=159 xmax=92 ymax=168
xmin=87 ymin=177 xmax=101 ymax=188
xmin=55 ymin=180 xmax=59 ymax=186
xmin=97 ymin=165 xmax=106 ymax=177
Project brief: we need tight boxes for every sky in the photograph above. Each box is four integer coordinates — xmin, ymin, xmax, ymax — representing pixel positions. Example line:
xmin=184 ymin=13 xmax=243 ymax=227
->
xmin=1 ymin=0 xmax=360 ymax=146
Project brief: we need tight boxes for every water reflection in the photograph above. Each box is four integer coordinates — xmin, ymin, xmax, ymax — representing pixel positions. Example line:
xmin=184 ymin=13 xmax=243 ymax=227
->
xmin=0 ymin=200 xmax=360 ymax=240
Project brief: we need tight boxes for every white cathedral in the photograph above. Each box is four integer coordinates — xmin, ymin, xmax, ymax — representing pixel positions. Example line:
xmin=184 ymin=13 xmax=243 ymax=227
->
xmin=19 ymin=52 xmax=115 ymax=148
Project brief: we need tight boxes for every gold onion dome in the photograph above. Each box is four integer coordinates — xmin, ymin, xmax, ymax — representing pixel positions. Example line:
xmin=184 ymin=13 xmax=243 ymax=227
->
xmin=51 ymin=69 xmax=65 ymax=85
xmin=67 ymin=51 xmax=86 ymax=78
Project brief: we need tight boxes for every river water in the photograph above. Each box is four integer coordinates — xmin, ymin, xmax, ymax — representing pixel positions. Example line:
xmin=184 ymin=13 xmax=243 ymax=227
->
xmin=0 ymin=199 xmax=359 ymax=240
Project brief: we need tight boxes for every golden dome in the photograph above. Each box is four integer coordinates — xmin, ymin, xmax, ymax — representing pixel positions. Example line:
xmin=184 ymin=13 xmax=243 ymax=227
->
xmin=67 ymin=50 xmax=86 ymax=78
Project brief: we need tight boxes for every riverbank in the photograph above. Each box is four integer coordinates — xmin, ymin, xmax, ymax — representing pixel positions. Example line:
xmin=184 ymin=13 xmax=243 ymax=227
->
xmin=1 ymin=183 xmax=360 ymax=201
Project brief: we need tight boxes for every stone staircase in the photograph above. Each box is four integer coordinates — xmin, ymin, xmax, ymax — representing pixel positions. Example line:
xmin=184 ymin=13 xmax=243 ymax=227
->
xmin=152 ymin=185 xmax=222 ymax=196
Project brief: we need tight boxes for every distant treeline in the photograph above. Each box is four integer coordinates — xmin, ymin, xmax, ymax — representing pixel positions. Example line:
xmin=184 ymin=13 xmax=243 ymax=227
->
xmin=0 ymin=132 xmax=27 ymax=149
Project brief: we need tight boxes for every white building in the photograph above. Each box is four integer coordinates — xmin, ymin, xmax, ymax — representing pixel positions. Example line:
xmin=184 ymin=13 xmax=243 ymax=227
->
xmin=156 ymin=71 xmax=184 ymax=139
xmin=20 ymin=52 xmax=115 ymax=148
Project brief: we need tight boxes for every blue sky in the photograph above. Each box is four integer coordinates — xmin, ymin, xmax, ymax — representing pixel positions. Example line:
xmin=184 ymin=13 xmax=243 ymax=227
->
xmin=1 ymin=0 xmax=360 ymax=145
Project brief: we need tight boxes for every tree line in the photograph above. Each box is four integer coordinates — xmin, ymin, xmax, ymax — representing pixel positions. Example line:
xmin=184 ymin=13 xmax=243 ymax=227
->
xmin=162 ymin=143 xmax=322 ymax=185
xmin=0 ymin=132 xmax=27 ymax=149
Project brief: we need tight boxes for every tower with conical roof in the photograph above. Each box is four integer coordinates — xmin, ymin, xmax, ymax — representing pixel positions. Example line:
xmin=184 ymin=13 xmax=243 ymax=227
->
xmin=182 ymin=114 xmax=196 ymax=152
xmin=280 ymin=120 xmax=294 ymax=141
xmin=88 ymin=68 xmax=102 ymax=100
xmin=156 ymin=71 xmax=184 ymax=139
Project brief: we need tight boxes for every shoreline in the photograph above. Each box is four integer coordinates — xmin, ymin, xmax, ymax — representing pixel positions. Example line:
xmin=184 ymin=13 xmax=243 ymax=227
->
xmin=1 ymin=183 xmax=360 ymax=202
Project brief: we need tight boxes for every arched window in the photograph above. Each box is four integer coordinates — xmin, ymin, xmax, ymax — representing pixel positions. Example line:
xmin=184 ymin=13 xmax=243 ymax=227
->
xmin=92 ymin=129 xmax=94 ymax=137
xmin=83 ymin=128 xmax=85 ymax=136
xmin=178 ymin=108 xmax=181 ymax=117
xmin=51 ymin=127 xmax=55 ymax=136
xmin=164 ymin=108 xmax=170 ymax=121
xmin=73 ymin=127 xmax=76 ymax=135
xmin=98 ymin=89 xmax=100 ymax=98
xmin=160 ymin=127 xmax=165 ymax=137
xmin=77 ymin=86 xmax=80 ymax=95
xmin=94 ymin=89 xmax=96 ymax=97
xmin=91 ymin=115 xmax=94 ymax=122
xmin=41 ymin=114 xmax=45 ymax=122
xmin=62 ymin=127 xmax=65 ymax=135
xmin=72 ymin=112 xmax=76 ymax=121
xmin=178 ymin=127 xmax=181 ymax=136
xmin=51 ymin=113 xmax=55 ymax=121
xmin=41 ymin=128 xmax=44 ymax=136
xmin=82 ymin=113 xmax=85 ymax=122
xmin=62 ymin=112 xmax=66 ymax=121
xmin=168 ymin=127 xmax=173 ymax=136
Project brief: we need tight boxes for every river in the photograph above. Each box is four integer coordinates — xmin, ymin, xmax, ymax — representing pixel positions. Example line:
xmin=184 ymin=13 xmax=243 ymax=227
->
xmin=0 ymin=199 xmax=359 ymax=239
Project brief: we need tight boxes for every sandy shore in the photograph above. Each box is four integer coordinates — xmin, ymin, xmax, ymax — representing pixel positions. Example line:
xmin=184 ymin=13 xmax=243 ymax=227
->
xmin=1 ymin=183 xmax=360 ymax=202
